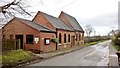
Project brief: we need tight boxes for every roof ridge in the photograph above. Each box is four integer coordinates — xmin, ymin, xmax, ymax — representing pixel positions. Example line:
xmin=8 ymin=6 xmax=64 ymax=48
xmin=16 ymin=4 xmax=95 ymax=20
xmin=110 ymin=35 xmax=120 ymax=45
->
xmin=38 ymin=11 xmax=63 ymax=29
xmin=34 ymin=21 xmax=55 ymax=31
xmin=40 ymin=11 xmax=67 ymax=28
xmin=61 ymin=11 xmax=75 ymax=19
xmin=60 ymin=11 xmax=84 ymax=32
xmin=39 ymin=11 xmax=62 ymax=28
xmin=39 ymin=11 xmax=58 ymax=19
xmin=59 ymin=18 xmax=74 ymax=31
xmin=38 ymin=11 xmax=74 ymax=31
xmin=16 ymin=17 xmax=55 ymax=32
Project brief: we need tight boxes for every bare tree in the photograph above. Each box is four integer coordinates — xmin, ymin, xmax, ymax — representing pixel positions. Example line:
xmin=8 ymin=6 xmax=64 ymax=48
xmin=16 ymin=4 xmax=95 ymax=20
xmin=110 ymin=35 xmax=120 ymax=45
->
xmin=0 ymin=0 xmax=33 ymax=27
xmin=85 ymin=24 xmax=94 ymax=37
xmin=0 ymin=0 xmax=31 ymax=15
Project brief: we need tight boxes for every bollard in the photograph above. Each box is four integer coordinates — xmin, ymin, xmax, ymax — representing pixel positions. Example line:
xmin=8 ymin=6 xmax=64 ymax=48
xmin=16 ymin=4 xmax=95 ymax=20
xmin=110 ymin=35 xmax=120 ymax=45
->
xmin=116 ymin=51 xmax=120 ymax=65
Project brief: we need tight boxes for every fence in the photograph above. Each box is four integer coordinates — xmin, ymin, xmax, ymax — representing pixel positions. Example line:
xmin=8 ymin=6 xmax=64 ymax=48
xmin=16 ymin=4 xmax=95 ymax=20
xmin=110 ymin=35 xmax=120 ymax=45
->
xmin=2 ymin=39 xmax=21 ymax=51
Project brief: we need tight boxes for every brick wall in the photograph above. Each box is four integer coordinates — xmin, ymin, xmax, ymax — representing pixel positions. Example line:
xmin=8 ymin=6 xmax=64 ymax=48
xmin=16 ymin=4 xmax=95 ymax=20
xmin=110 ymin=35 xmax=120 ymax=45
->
xmin=59 ymin=12 xmax=74 ymax=29
xmin=33 ymin=12 xmax=56 ymax=30
xmin=40 ymin=32 xmax=56 ymax=52
xmin=59 ymin=12 xmax=84 ymax=45
xmin=57 ymin=30 xmax=74 ymax=50
xmin=2 ymin=18 xmax=56 ymax=53
xmin=2 ymin=18 xmax=40 ymax=51
xmin=75 ymin=31 xmax=84 ymax=46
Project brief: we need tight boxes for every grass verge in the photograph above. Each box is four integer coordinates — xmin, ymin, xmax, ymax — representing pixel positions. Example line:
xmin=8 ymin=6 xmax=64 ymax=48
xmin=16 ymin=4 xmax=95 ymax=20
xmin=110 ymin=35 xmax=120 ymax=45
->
xmin=1 ymin=49 xmax=38 ymax=68
xmin=84 ymin=40 xmax=107 ymax=46
xmin=112 ymin=42 xmax=120 ymax=51
xmin=85 ymin=42 xmax=98 ymax=46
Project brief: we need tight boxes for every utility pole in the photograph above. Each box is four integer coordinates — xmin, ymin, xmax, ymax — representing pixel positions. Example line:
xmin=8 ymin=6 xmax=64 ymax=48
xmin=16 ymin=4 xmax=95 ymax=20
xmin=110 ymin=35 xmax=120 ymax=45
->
xmin=94 ymin=30 xmax=96 ymax=37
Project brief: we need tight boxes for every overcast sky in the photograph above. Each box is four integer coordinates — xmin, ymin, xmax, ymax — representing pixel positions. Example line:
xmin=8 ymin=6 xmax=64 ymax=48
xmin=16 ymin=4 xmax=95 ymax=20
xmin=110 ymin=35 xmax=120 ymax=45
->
xmin=14 ymin=0 xmax=120 ymax=36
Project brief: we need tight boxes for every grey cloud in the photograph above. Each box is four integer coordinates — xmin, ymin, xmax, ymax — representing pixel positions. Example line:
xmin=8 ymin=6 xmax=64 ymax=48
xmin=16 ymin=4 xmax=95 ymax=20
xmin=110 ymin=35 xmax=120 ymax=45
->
xmin=76 ymin=13 xmax=118 ymax=35
xmin=77 ymin=13 xmax=118 ymax=28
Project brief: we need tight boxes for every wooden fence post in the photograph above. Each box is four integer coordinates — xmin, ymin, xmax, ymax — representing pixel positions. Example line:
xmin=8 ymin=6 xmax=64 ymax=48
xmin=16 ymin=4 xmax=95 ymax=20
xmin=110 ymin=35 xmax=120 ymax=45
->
xmin=18 ymin=39 xmax=21 ymax=49
xmin=14 ymin=40 xmax=16 ymax=50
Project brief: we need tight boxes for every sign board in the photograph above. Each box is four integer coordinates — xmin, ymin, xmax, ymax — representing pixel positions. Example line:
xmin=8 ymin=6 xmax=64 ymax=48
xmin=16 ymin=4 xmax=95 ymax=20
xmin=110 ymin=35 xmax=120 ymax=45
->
xmin=45 ymin=38 xmax=50 ymax=45
xmin=34 ymin=37 xmax=39 ymax=43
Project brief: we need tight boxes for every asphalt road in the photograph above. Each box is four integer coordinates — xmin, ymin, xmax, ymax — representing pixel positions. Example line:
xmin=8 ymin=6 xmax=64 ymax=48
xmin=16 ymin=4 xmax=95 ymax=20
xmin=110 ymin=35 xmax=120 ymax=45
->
xmin=29 ymin=40 xmax=116 ymax=66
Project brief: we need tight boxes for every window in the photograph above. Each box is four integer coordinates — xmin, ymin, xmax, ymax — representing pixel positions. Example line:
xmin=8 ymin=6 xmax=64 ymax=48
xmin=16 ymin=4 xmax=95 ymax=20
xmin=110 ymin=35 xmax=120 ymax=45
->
xmin=64 ymin=34 xmax=66 ymax=43
xmin=76 ymin=34 xmax=78 ymax=41
xmin=82 ymin=33 xmax=84 ymax=40
xmin=10 ymin=35 xmax=13 ymax=39
xmin=79 ymin=34 xmax=81 ymax=41
xmin=59 ymin=33 xmax=62 ymax=43
xmin=44 ymin=38 xmax=50 ymax=45
xmin=68 ymin=34 xmax=70 ymax=42
xmin=26 ymin=35 xmax=33 ymax=44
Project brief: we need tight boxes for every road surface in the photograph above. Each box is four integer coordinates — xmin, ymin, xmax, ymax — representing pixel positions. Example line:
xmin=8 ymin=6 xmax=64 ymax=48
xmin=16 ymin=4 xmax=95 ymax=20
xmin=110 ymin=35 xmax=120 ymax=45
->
xmin=29 ymin=40 xmax=117 ymax=66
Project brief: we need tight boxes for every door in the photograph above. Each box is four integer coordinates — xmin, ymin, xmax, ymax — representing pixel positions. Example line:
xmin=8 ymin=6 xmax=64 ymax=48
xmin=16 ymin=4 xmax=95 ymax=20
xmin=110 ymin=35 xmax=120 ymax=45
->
xmin=15 ymin=35 xmax=23 ymax=49
xmin=72 ymin=36 xmax=75 ymax=46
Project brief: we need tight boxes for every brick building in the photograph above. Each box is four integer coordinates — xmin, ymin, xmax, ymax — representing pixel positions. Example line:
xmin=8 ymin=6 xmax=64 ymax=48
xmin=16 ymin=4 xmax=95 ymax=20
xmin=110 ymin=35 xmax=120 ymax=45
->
xmin=59 ymin=11 xmax=84 ymax=46
xmin=2 ymin=17 xmax=56 ymax=53
xmin=33 ymin=11 xmax=75 ymax=50
xmin=2 ymin=11 xmax=84 ymax=53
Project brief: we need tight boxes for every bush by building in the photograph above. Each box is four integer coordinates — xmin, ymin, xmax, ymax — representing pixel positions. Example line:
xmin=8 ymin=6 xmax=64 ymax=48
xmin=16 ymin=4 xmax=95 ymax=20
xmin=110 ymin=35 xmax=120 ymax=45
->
xmin=112 ymin=32 xmax=120 ymax=45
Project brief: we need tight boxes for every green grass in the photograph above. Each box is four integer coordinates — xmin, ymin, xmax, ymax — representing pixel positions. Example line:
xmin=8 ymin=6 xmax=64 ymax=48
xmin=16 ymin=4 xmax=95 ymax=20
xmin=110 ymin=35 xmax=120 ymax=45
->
xmin=1 ymin=49 xmax=37 ymax=67
xmin=114 ymin=45 xmax=120 ymax=51
xmin=112 ymin=42 xmax=120 ymax=51
xmin=84 ymin=40 xmax=106 ymax=46
xmin=85 ymin=42 xmax=98 ymax=46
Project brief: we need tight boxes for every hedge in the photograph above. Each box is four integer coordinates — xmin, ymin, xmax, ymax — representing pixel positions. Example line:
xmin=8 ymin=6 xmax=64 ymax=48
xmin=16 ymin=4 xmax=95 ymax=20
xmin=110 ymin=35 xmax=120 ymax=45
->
xmin=84 ymin=36 xmax=110 ymax=43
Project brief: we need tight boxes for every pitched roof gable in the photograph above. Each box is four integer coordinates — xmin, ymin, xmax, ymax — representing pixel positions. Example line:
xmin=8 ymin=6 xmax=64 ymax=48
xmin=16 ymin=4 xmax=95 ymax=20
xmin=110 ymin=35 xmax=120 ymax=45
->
xmin=60 ymin=11 xmax=84 ymax=32
xmin=15 ymin=17 xmax=55 ymax=32
xmin=38 ymin=11 xmax=74 ymax=31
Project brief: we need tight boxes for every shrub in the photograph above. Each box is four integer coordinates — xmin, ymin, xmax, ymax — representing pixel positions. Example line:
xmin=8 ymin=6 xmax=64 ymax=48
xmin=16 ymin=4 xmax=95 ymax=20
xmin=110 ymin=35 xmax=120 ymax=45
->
xmin=113 ymin=32 xmax=120 ymax=45
xmin=84 ymin=36 xmax=110 ymax=43
xmin=53 ymin=38 xmax=58 ymax=43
